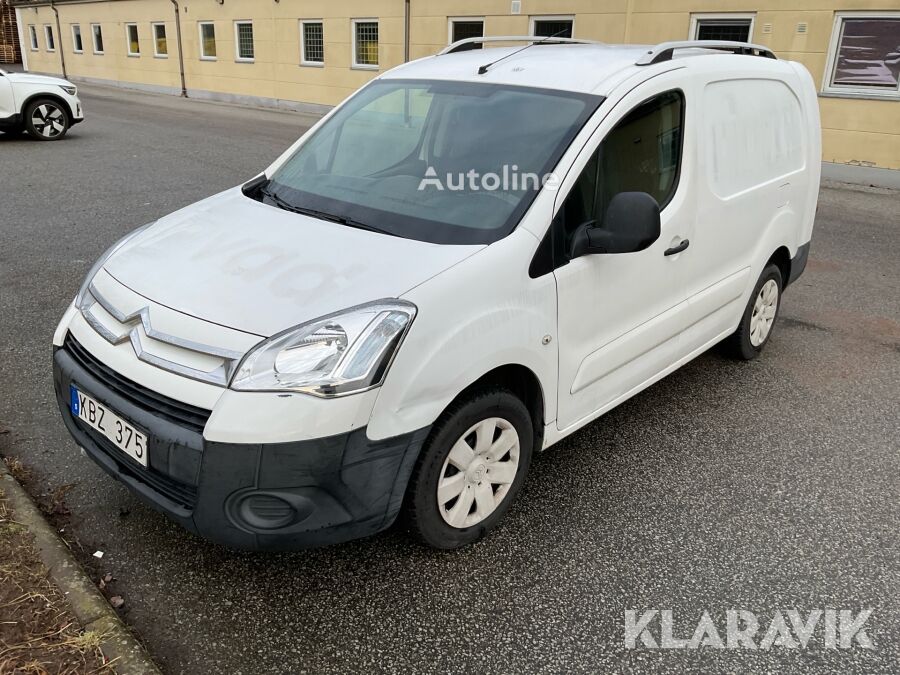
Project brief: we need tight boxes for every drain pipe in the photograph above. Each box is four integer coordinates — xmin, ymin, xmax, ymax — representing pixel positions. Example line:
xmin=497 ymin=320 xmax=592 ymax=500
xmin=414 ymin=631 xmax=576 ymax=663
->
xmin=404 ymin=0 xmax=410 ymax=62
xmin=170 ymin=0 xmax=187 ymax=97
xmin=49 ymin=1 xmax=67 ymax=78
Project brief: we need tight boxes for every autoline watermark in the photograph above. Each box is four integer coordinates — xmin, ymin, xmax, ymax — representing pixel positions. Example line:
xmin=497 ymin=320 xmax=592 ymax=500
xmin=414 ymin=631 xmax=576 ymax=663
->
xmin=418 ymin=165 xmax=560 ymax=192
xmin=624 ymin=609 xmax=874 ymax=650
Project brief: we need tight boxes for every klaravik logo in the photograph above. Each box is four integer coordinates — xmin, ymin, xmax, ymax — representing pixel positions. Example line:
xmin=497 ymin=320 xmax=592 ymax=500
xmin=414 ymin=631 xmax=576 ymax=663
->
xmin=624 ymin=609 xmax=874 ymax=650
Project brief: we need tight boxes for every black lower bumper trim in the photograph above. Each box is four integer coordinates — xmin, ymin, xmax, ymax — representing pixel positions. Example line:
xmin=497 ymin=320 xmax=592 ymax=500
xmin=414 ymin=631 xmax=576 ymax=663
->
xmin=53 ymin=343 xmax=430 ymax=550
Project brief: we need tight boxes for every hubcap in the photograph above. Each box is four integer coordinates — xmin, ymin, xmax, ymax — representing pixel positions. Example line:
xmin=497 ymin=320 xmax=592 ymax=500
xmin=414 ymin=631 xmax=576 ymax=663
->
xmin=750 ymin=279 xmax=779 ymax=346
xmin=31 ymin=103 xmax=65 ymax=138
xmin=437 ymin=417 xmax=520 ymax=529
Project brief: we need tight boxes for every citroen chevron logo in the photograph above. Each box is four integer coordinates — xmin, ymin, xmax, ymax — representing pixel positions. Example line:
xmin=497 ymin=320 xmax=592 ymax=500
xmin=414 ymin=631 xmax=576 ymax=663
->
xmin=81 ymin=283 xmax=243 ymax=386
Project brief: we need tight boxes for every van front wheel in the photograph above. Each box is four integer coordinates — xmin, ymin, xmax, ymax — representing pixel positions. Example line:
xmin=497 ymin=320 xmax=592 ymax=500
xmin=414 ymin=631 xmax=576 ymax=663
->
xmin=405 ymin=389 xmax=533 ymax=549
xmin=725 ymin=264 xmax=783 ymax=360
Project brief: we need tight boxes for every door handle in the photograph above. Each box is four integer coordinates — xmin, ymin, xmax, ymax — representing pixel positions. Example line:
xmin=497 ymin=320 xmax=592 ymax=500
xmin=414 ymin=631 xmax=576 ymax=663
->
xmin=664 ymin=239 xmax=690 ymax=256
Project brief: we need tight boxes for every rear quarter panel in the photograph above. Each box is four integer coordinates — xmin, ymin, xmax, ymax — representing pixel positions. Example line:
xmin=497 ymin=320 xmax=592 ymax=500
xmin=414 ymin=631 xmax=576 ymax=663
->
xmin=687 ymin=61 xmax=818 ymax=309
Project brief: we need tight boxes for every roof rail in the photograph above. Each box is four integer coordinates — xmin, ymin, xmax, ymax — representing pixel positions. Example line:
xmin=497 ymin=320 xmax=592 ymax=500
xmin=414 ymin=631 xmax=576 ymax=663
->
xmin=439 ymin=36 xmax=601 ymax=55
xmin=636 ymin=40 xmax=777 ymax=66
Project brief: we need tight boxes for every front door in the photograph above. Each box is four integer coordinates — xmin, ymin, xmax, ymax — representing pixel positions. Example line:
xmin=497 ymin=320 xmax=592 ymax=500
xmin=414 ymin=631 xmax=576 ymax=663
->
xmin=554 ymin=76 xmax=695 ymax=432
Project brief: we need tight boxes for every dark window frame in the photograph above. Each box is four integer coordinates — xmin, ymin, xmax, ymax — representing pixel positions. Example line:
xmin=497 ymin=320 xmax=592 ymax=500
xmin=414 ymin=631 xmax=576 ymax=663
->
xmin=531 ymin=17 xmax=574 ymax=39
xmin=695 ymin=19 xmax=752 ymax=42
xmin=450 ymin=18 xmax=484 ymax=50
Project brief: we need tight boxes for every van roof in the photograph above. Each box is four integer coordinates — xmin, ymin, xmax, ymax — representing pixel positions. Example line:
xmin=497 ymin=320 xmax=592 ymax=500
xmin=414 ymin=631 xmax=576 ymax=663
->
xmin=383 ymin=41 xmax=787 ymax=96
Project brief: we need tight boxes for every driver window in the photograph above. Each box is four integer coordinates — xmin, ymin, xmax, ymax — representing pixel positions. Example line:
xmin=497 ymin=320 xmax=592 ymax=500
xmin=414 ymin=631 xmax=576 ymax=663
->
xmin=561 ymin=90 xmax=684 ymax=244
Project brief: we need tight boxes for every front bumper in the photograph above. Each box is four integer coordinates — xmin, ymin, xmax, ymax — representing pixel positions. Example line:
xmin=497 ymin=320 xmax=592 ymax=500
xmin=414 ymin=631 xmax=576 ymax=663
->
xmin=62 ymin=94 xmax=84 ymax=125
xmin=53 ymin=336 xmax=429 ymax=550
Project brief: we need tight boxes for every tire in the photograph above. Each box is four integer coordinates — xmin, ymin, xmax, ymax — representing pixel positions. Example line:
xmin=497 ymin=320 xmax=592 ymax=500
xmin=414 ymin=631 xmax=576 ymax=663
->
xmin=724 ymin=263 xmax=783 ymax=360
xmin=24 ymin=98 xmax=70 ymax=141
xmin=405 ymin=388 xmax=534 ymax=549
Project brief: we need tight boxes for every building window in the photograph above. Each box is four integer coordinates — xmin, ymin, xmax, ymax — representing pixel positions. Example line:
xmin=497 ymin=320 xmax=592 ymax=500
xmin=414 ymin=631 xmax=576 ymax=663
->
xmin=300 ymin=20 xmax=324 ymax=65
xmin=28 ymin=25 xmax=38 ymax=50
xmin=199 ymin=22 xmax=216 ymax=60
xmin=530 ymin=16 xmax=574 ymax=39
xmin=91 ymin=24 xmax=104 ymax=54
xmin=690 ymin=14 xmax=755 ymax=42
xmin=152 ymin=23 xmax=168 ymax=57
xmin=352 ymin=19 xmax=379 ymax=68
xmin=234 ymin=21 xmax=254 ymax=62
xmin=126 ymin=23 xmax=140 ymax=56
xmin=44 ymin=25 xmax=55 ymax=52
xmin=71 ymin=24 xmax=83 ymax=53
xmin=449 ymin=18 xmax=484 ymax=50
xmin=824 ymin=13 xmax=900 ymax=99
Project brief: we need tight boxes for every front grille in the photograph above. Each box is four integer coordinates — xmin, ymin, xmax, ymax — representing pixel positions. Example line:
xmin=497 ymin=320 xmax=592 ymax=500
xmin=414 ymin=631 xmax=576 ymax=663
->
xmin=86 ymin=427 xmax=199 ymax=509
xmin=63 ymin=333 xmax=211 ymax=434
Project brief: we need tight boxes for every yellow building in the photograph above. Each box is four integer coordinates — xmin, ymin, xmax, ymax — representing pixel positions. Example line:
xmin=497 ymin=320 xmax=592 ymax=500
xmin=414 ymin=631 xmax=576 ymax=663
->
xmin=12 ymin=0 xmax=900 ymax=179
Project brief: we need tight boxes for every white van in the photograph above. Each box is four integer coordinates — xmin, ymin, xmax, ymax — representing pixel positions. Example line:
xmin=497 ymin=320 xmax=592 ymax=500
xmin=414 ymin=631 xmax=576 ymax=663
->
xmin=53 ymin=39 xmax=820 ymax=550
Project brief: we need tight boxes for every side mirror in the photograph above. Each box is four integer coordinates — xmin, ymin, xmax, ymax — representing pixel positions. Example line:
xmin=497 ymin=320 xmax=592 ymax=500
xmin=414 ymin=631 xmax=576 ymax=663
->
xmin=569 ymin=192 xmax=661 ymax=258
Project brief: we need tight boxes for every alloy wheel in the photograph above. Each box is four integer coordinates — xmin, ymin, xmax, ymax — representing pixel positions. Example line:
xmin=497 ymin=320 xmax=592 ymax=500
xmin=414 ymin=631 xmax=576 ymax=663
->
xmin=31 ymin=103 xmax=66 ymax=139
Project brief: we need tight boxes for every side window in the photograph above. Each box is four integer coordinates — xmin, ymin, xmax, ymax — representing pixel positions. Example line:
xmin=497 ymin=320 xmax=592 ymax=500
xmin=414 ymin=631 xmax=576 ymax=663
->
xmin=561 ymin=90 xmax=684 ymax=243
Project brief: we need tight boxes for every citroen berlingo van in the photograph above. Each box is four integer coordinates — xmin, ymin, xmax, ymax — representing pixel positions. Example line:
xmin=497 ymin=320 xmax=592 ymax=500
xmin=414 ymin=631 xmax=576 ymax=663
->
xmin=53 ymin=38 xmax=820 ymax=550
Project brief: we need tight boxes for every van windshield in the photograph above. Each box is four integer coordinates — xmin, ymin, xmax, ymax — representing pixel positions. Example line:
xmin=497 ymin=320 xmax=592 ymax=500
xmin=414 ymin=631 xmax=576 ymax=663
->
xmin=265 ymin=79 xmax=602 ymax=245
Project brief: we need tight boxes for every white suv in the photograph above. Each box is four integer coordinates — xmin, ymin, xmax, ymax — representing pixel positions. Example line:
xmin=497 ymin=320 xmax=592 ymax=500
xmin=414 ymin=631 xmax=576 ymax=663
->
xmin=52 ymin=38 xmax=820 ymax=550
xmin=0 ymin=67 xmax=84 ymax=140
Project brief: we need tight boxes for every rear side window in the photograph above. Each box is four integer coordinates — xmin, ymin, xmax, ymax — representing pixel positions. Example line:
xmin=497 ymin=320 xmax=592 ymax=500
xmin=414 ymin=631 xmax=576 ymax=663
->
xmin=560 ymin=90 xmax=684 ymax=241
xmin=703 ymin=79 xmax=804 ymax=198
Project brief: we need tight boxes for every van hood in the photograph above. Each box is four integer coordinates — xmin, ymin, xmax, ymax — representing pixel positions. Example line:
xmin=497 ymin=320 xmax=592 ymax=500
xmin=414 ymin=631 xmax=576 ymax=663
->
xmin=5 ymin=72 xmax=73 ymax=88
xmin=103 ymin=188 xmax=482 ymax=336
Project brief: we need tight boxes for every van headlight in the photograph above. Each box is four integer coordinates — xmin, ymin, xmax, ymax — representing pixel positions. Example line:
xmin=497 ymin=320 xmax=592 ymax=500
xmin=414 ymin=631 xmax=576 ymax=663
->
xmin=230 ymin=301 xmax=416 ymax=397
xmin=75 ymin=222 xmax=155 ymax=310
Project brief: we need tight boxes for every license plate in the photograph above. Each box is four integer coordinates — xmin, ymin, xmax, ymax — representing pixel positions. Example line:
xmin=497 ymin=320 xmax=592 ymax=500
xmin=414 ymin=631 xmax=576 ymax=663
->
xmin=70 ymin=385 xmax=148 ymax=467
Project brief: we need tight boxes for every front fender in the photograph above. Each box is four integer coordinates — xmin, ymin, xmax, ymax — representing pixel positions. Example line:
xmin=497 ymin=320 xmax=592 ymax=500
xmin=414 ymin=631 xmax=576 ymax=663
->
xmin=366 ymin=229 xmax=558 ymax=441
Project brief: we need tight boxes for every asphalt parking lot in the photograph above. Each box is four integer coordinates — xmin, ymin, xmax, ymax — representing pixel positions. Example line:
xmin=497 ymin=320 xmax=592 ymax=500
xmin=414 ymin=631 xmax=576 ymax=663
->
xmin=1 ymin=83 xmax=899 ymax=674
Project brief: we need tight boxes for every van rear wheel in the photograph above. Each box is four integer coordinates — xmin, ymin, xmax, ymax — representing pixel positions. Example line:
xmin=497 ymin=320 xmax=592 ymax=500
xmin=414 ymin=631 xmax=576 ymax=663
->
xmin=725 ymin=264 xmax=783 ymax=360
xmin=405 ymin=389 xmax=533 ymax=549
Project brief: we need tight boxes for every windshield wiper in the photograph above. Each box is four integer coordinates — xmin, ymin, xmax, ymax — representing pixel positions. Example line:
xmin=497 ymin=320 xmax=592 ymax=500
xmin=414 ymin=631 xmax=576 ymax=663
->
xmin=259 ymin=185 xmax=301 ymax=213
xmin=260 ymin=187 xmax=393 ymax=236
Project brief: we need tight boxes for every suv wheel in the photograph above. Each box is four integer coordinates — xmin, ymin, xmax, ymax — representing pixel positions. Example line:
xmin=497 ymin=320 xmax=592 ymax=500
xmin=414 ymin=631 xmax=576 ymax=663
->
xmin=405 ymin=389 xmax=534 ymax=549
xmin=25 ymin=99 xmax=70 ymax=141
xmin=725 ymin=264 xmax=783 ymax=360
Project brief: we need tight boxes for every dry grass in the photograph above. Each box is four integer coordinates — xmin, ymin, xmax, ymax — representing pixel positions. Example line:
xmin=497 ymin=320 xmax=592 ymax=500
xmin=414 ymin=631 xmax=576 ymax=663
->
xmin=0 ymin=486 xmax=112 ymax=675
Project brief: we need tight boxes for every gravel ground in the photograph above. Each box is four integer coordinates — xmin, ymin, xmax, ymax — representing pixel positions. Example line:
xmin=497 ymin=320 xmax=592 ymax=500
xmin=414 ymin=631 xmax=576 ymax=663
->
xmin=0 ymin=82 xmax=898 ymax=674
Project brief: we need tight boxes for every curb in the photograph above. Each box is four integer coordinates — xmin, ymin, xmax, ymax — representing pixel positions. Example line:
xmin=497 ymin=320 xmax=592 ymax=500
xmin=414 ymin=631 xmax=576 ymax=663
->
xmin=0 ymin=467 xmax=162 ymax=675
